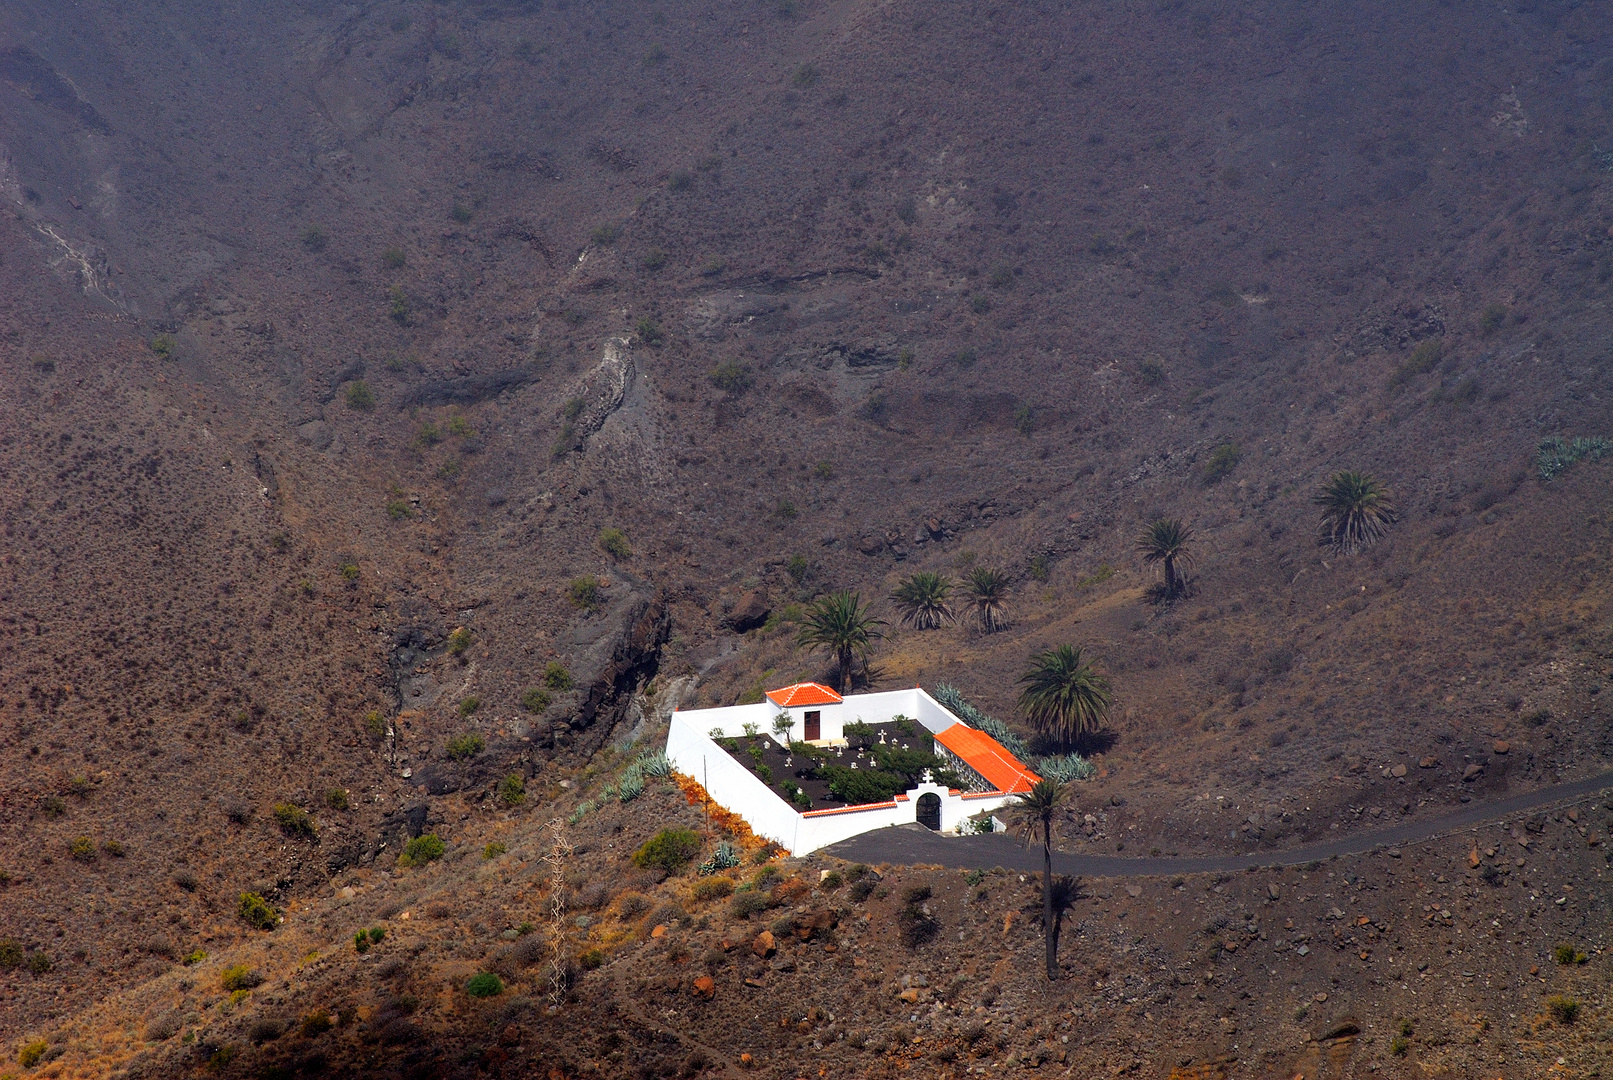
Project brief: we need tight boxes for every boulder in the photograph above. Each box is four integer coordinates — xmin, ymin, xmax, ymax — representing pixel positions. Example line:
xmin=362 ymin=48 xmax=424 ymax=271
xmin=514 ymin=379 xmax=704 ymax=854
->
xmin=691 ymin=976 xmax=715 ymax=1000
xmin=1462 ymin=763 xmax=1484 ymax=782
xmin=752 ymin=930 xmax=775 ymax=958
xmin=1418 ymin=756 xmax=1438 ymax=769
xmin=1390 ymin=763 xmax=1407 ymax=778
xmin=1492 ymin=739 xmax=1510 ymax=755
xmin=723 ymin=590 xmax=770 ymax=633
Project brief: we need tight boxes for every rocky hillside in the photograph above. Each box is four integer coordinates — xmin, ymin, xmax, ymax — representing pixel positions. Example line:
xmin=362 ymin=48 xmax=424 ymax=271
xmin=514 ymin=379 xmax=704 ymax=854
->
xmin=2 ymin=0 xmax=1613 ymax=1072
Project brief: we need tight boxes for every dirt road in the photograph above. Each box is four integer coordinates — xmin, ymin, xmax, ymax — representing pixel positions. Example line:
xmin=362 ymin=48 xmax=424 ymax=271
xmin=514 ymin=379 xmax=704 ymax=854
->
xmin=823 ymin=770 xmax=1613 ymax=876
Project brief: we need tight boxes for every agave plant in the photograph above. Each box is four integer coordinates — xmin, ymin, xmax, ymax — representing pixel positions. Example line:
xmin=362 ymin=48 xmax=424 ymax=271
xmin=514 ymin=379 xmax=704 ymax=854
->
xmin=637 ymin=751 xmax=673 ymax=779
xmin=1315 ymin=471 xmax=1397 ymax=554
xmin=891 ymin=570 xmax=956 ymax=630
xmin=1017 ymin=644 xmax=1113 ymax=749
xmin=964 ymin=567 xmax=1011 ymax=633
xmin=1135 ymin=518 xmax=1193 ymax=600
xmin=797 ymin=590 xmax=884 ymax=692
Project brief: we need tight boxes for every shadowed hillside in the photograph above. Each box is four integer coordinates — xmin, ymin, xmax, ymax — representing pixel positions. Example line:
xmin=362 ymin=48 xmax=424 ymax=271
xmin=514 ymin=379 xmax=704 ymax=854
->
xmin=2 ymin=0 xmax=1612 ymax=1075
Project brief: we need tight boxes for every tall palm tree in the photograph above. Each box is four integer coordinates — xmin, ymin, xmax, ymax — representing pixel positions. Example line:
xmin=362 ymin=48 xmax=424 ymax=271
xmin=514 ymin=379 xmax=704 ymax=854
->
xmin=1017 ymin=645 xmax=1113 ymax=748
xmin=964 ymin=566 xmax=1011 ymax=633
xmin=1135 ymin=518 xmax=1193 ymax=599
xmin=1315 ymin=471 xmax=1397 ymax=554
xmin=1009 ymin=777 xmax=1072 ymax=980
xmin=891 ymin=571 xmax=955 ymax=630
xmin=798 ymin=591 xmax=884 ymax=692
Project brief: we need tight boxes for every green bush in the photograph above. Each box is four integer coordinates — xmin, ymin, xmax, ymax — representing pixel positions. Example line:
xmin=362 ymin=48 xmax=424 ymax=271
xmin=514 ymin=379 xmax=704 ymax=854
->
xmin=326 ymin=788 xmax=349 ymax=811
xmin=381 ymin=246 xmax=407 ymax=268
xmin=345 ymin=381 xmax=376 ymax=410
xmin=68 ymin=836 xmax=96 ymax=862
xmin=590 ymin=223 xmax=621 ymax=245
xmin=1388 ymin=339 xmax=1443 ymax=388
xmin=1389 ymin=1035 xmax=1409 ymax=1057
xmin=631 ymin=829 xmax=703 ymax=875
xmin=458 ymin=696 xmax=481 ymax=718
xmin=101 ymin=839 xmax=126 ymax=857
xmin=24 ymin=949 xmax=50 ymax=976
xmin=365 ymin=711 xmax=389 ymax=740
xmin=1547 ymin=995 xmax=1581 ymax=1024
xmin=1479 ymin=303 xmax=1508 ymax=335
xmin=642 ymin=246 xmax=668 ymax=269
xmin=451 ymin=202 xmax=473 ymax=223
xmin=568 ymin=576 xmax=603 ymax=611
xmin=466 ymin=972 xmax=504 ymax=998
xmin=544 ymin=662 xmax=575 ymax=690
xmin=729 ymin=890 xmax=772 ymax=919
xmin=710 ymin=361 xmax=753 ymax=394
xmin=399 ymin=833 xmax=445 ymax=867
xmin=635 ymin=317 xmax=664 ymax=345
xmin=19 ymin=1039 xmax=48 ymax=1068
xmin=447 ymin=627 xmax=474 ymax=655
xmin=388 ymin=285 xmax=410 ymax=325
xmin=446 ymin=733 xmax=484 ymax=760
xmin=300 ymin=1010 xmax=333 ymax=1036
xmin=272 ymin=803 xmax=317 ymax=839
xmin=301 ymin=224 xmax=328 ymax=251
xmin=599 ymin=527 xmax=632 ymax=559
xmin=521 ymin=687 xmax=552 ymax=712
xmin=386 ymin=498 xmax=413 ymax=520
xmin=182 ymin=948 xmax=206 ymax=965
xmin=238 ymin=893 xmax=278 ymax=931
xmin=819 ymin=870 xmax=843 ymax=890
xmin=220 ymin=964 xmax=262 ymax=992
xmin=1554 ymin=943 xmax=1589 ymax=965
xmin=483 ymin=841 xmax=508 ymax=859
xmin=821 ymin=765 xmax=908 ymax=805
xmin=150 ymin=333 xmax=177 ymax=359
xmin=496 ymin=774 xmax=526 ymax=806
xmin=693 ymin=877 xmax=735 ymax=902
xmin=1200 ymin=442 xmax=1241 ymax=484
xmin=0 ymin=939 xmax=21 ymax=969
xmin=578 ymin=948 xmax=607 ymax=970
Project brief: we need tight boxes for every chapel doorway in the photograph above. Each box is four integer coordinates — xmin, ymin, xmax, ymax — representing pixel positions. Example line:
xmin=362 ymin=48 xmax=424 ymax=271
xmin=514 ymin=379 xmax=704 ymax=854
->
xmin=804 ymin=711 xmax=821 ymax=741
xmin=917 ymin=792 xmax=942 ymax=831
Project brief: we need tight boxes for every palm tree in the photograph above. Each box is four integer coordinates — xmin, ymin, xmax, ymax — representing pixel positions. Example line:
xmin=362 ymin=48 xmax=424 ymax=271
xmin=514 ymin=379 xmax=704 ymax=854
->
xmin=1135 ymin=518 xmax=1193 ymax=599
xmin=1009 ymin=777 xmax=1072 ymax=980
xmin=1017 ymin=645 xmax=1113 ymax=748
xmin=891 ymin=571 xmax=955 ymax=630
xmin=964 ymin=566 xmax=1011 ymax=633
xmin=1315 ymin=471 xmax=1397 ymax=554
xmin=798 ymin=591 xmax=884 ymax=693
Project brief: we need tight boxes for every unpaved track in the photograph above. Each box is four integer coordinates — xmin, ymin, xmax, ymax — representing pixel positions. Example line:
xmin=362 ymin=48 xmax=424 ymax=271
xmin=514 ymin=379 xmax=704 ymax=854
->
xmin=823 ymin=770 xmax=1613 ymax=876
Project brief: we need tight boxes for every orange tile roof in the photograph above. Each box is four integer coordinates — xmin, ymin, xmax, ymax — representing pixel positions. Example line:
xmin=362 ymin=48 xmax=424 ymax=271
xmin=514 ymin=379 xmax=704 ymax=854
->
xmin=765 ymin=682 xmax=843 ymax=708
xmin=934 ymin=724 xmax=1040 ymax=794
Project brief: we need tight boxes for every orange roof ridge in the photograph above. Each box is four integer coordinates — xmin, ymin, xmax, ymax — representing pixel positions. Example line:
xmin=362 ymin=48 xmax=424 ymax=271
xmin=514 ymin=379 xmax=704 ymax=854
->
xmin=934 ymin=723 xmax=1040 ymax=794
xmin=765 ymin=682 xmax=843 ymax=707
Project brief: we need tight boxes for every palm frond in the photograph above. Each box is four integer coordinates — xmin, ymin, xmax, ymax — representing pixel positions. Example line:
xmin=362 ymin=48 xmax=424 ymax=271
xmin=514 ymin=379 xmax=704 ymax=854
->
xmin=964 ymin=566 xmax=1011 ymax=633
xmin=1016 ymin=645 xmax=1112 ymax=748
xmin=797 ymin=591 xmax=884 ymax=691
xmin=1007 ymin=777 xmax=1071 ymax=846
xmin=891 ymin=571 xmax=956 ymax=630
xmin=1314 ymin=471 xmax=1396 ymax=554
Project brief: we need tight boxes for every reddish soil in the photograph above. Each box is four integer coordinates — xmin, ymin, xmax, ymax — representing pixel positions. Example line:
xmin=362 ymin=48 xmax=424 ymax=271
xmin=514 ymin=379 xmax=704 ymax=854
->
xmin=1 ymin=0 xmax=1612 ymax=1074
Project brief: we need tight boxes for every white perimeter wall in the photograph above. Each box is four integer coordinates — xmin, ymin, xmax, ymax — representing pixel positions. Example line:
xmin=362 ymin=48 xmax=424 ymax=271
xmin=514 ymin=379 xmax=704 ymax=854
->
xmin=665 ymin=711 xmax=1013 ymax=856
